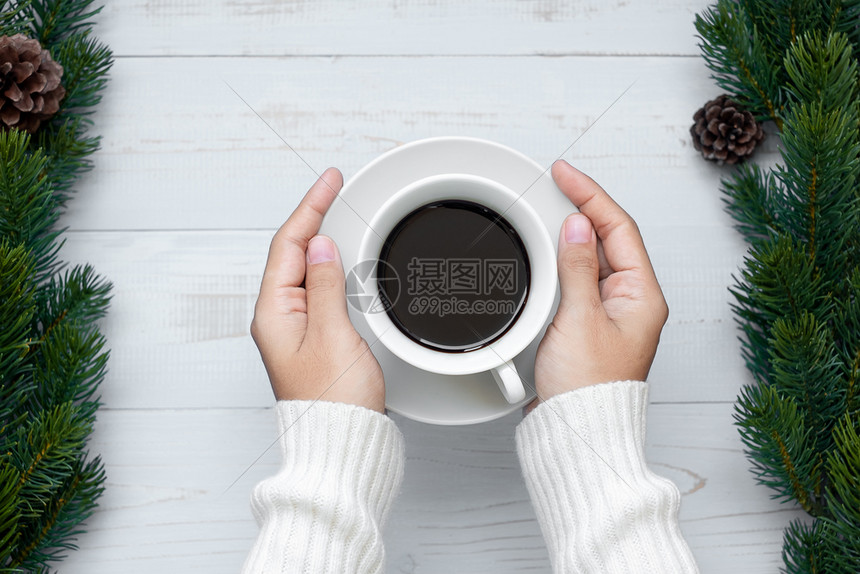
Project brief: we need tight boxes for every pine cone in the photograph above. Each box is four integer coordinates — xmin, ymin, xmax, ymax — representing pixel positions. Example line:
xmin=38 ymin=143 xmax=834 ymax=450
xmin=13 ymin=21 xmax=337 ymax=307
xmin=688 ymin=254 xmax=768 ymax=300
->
xmin=690 ymin=95 xmax=764 ymax=165
xmin=0 ymin=34 xmax=65 ymax=134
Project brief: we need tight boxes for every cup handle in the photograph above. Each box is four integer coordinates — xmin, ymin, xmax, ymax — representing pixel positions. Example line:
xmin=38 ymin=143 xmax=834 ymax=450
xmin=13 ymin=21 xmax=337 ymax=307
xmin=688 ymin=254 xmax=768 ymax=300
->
xmin=491 ymin=361 xmax=526 ymax=404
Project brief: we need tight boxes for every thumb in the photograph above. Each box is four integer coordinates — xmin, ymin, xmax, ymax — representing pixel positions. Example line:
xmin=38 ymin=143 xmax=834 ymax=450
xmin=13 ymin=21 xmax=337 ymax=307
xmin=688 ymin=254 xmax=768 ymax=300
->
xmin=305 ymin=235 xmax=352 ymax=335
xmin=556 ymin=213 xmax=603 ymax=326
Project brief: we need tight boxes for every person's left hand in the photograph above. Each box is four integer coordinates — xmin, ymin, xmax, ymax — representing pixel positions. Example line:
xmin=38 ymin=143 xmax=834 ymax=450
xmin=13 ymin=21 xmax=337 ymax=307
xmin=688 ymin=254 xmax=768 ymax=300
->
xmin=250 ymin=168 xmax=386 ymax=413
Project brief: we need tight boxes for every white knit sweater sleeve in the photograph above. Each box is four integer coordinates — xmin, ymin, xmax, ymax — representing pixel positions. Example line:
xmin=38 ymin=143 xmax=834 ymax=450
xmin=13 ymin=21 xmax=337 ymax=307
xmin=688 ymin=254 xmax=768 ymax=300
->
xmin=515 ymin=380 xmax=699 ymax=573
xmin=241 ymin=400 xmax=405 ymax=574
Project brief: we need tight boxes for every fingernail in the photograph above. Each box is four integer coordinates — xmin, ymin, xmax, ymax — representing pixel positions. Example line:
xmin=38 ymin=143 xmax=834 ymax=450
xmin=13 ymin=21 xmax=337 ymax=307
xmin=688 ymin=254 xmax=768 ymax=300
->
xmin=308 ymin=235 xmax=335 ymax=264
xmin=564 ymin=214 xmax=592 ymax=244
xmin=555 ymin=158 xmax=579 ymax=171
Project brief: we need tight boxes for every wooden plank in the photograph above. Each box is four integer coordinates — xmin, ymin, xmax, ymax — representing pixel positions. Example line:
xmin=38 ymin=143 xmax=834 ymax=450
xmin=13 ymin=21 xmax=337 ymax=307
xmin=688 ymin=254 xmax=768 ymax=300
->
xmin=36 ymin=2 xmax=799 ymax=571
xmin=60 ymin=225 xmax=753 ymax=408
xmin=60 ymin=404 xmax=803 ymax=572
xmin=92 ymin=0 xmax=712 ymax=57
xmin=63 ymin=55 xmax=775 ymax=231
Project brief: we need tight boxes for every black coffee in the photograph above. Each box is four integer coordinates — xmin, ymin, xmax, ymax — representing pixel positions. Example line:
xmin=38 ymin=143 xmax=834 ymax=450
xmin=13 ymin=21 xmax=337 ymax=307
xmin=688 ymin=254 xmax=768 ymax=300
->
xmin=377 ymin=200 xmax=529 ymax=352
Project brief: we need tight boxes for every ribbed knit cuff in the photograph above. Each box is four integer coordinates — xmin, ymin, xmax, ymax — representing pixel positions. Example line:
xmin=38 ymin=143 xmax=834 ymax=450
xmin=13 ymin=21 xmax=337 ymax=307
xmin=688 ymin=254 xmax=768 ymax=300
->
xmin=243 ymin=400 xmax=405 ymax=574
xmin=515 ymin=381 xmax=698 ymax=573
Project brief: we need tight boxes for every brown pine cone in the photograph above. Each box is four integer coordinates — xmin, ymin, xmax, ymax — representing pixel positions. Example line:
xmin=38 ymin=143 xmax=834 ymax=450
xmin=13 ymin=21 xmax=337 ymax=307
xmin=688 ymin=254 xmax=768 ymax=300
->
xmin=690 ymin=95 xmax=764 ymax=165
xmin=0 ymin=34 xmax=65 ymax=134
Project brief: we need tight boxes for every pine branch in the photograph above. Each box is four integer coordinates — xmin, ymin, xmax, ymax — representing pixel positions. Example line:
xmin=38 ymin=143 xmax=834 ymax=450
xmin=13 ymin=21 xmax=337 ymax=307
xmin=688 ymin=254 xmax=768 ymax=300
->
xmin=784 ymin=31 xmax=859 ymax=114
xmin=36 ymin=118 xmax=100 ymax=208
xmin=824 ymin=415 xmax=860 ymax=569
xmin=28 ymin=0 xmax=101 ymax=47
xmin=9 ymin=455 xmax=104 ymax=570
xmin=0 ymin=0 xmax=31 ymax=36
xmin=697 ymin=3 xmax=860 ymax=567
xmin=768 ymin=311 xmax=845 ymax=456
xmin=9 ymin=402 xmax=91 ymax=503
xmin=0 ymin=2 xmax=111 ymax=569
xmin=695 ymin=0 xmax=784 ymax=126
xmin=3 ymin=401 xmax=100 ymax=569
xmin=0 ymin=130 xmax=62 ymax=282
xmin=735 ymin=383 xmax=821 ymax=511
xmin=0 ymin=242 xmax=36 ymax=434
xmin=49 ymin=31 xmax=112 ymax=116
xmin=781 ymin=517 xmax=831 ymax=574
xmin=36 ymin=32 xmax=113 ymax=207
xmin=829 ymin=0 xmax=860 ymax=60
xmin=834 ymin=269 xmax=860 ymax=416
xmin=737 ymin=0 xmax=823 ymax=83
xmin=31 ymin=323 xmax=107 ymax=419
xmin=777 ymin=101 xmax=860 ymax=275
xmin=36 ymin=264 xmax=111 ymax=334
xmin=0 ymin=242 xmax=35 ymax=383
xmin=0 ymin=462 xmax=22 ymax=569
xmin=730 ymin=234 xmax=830 ymax=384
xmin=721 ymin=162 xmax=782 ymax=243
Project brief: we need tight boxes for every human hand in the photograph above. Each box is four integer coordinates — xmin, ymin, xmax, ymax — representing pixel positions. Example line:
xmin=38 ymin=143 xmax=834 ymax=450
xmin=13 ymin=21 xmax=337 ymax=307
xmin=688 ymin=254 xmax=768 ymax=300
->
xmin=250 ymin=168 xmax=386 ymax=413
xmin=529 ymin=160 xmax=669 ymax=410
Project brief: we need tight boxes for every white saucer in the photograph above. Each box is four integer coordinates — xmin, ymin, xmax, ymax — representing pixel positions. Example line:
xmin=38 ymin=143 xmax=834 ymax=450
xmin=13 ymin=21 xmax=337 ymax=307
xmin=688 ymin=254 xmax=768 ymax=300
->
xmin=319 ymin=137 xmax=574 ymax=425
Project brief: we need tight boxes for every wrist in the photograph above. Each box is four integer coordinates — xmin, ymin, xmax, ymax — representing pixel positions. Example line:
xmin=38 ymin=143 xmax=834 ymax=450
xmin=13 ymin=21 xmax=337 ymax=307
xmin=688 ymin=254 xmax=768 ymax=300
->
xmin=518 ymin=381 xmax=650 ymax=473
xmin=527 ymin=379 xmax=647 ymax=419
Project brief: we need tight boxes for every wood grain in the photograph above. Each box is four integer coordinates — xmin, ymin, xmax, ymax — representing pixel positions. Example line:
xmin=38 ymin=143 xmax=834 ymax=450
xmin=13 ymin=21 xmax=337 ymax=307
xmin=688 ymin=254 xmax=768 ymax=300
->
xmin=93 ymin=0 xmax=713 ymax=57
xmin=59 ymin=405 xmax=804 ymax=573
xmin=60 ymin=224 xmax=751 ymax=408
xmin=62 ymin=55 xmax=780 ymax=232
xmin=46 ymin=1 xmax=795 ymax=570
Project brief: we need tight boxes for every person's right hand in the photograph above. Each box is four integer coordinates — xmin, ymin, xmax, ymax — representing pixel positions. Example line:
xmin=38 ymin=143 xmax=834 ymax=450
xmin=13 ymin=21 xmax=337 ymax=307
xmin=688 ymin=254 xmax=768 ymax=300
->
xmin=529 ymin=160 xmax=669 ymax=410
xmin=250 ymin=168 xmax=386 ymax=414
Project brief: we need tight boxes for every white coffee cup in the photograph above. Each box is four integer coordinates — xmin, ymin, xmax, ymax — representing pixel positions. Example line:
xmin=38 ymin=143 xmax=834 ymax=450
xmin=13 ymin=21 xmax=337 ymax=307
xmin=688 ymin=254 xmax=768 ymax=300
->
xmin=357 ymin=173 xmax=557 ymax=404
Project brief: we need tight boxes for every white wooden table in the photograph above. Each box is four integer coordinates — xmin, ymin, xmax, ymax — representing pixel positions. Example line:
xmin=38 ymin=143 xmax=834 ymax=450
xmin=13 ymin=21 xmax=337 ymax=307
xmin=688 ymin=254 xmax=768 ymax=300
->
xmin=59 ymin=1 xmax=804 ymax=571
